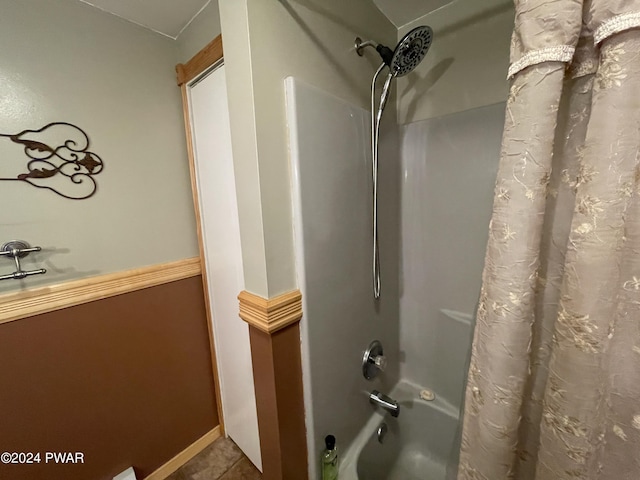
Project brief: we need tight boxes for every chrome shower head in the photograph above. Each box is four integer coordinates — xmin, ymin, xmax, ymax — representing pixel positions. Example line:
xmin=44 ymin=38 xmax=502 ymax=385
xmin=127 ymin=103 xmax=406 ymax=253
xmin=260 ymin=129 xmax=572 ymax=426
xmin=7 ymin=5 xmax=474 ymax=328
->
xmin=356 ymin=26 xmax=433 ymax=77
xmin=391 ymin=25 xmax=433 ymax=77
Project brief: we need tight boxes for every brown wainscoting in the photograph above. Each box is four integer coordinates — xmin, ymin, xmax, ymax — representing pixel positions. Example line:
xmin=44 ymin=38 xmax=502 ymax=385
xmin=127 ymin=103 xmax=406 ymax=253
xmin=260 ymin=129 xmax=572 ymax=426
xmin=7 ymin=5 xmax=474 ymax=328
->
xmin=0 ymin=276 xmax=219 ymax=480
xmin=238 ymin=289 xmax=308 ymax=480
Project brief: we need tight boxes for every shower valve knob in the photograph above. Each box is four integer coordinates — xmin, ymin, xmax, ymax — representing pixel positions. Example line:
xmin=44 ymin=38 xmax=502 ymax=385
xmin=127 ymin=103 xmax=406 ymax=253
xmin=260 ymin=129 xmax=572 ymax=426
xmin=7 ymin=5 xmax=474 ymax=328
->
xmin=363 ymin=340 xmax=386 ymax=380
xmin=373 ymin=355 xmax=387 ymax=371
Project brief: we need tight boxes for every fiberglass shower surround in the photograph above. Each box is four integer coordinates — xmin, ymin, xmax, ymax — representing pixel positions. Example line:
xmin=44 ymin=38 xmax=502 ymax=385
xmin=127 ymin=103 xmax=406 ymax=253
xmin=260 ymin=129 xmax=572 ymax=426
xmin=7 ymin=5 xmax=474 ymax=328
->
xmin=356 ymin=25 xmax=433 ymax=299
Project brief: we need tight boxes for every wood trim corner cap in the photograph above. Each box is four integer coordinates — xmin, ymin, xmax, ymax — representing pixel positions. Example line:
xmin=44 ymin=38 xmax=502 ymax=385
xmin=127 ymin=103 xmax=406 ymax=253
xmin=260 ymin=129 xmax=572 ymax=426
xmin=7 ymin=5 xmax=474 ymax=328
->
xmin=238 ymin=290 xmax=302 ymax=334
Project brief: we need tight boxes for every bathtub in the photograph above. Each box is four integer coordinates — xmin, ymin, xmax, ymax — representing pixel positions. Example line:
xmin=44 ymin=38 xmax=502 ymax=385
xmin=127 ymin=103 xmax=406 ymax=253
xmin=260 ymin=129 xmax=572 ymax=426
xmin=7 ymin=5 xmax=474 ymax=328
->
xmin=339 ymin=381 xmax=459 ymax=480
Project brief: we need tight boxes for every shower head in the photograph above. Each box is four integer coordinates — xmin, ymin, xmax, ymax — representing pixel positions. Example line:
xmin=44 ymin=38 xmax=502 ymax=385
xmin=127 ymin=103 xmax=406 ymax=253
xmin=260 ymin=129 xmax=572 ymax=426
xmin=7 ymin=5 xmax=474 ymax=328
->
xmin=390 ymin=25 xmax=433 ymax=77
xmin=356 ymin=26 xmax=433 ymax=77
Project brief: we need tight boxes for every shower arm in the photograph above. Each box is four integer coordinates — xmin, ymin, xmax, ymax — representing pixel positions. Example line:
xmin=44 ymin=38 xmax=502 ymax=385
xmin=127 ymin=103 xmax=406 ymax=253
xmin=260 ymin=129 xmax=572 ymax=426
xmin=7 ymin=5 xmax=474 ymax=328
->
xmin=355 ymin=38 xmax=378 ymax=57
xmin=355 ymin=37 xmax=396 ymax=68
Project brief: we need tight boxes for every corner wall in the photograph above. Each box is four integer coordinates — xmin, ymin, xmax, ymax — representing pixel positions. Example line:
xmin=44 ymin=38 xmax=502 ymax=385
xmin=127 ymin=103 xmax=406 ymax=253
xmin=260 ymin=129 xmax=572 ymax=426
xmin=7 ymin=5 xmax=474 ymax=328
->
xmin=397 ymin=0 xmax=513 ymax=123
xmin=399 ymin=103 xmax=504 ymax=406
xmin=396 ymin=0 xmax=513 ymax=408
xmin=287 ymin=78 xmax=401 ymax=480
xmin=219 ymin=2 xmax=399 ymax=478
xmin=0 ymin=0 xmax=198 ymax=294
xmin=220 ymin=0 xmax=397 ymax=298
xmin=177 ymin=1 xmax=222 ymax=63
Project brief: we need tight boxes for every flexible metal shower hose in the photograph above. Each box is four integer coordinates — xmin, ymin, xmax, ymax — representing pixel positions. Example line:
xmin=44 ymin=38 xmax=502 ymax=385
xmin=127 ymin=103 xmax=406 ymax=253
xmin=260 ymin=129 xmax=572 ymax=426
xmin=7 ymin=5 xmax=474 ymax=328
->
xmin=371 ymin=62 xmax=388 ymax=300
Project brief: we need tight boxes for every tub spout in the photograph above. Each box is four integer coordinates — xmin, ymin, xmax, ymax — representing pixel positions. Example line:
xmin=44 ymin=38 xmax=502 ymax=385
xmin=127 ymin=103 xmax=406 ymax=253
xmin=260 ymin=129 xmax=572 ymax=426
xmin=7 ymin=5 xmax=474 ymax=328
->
xmin=369 ymin=390 xmax=400 ymax=417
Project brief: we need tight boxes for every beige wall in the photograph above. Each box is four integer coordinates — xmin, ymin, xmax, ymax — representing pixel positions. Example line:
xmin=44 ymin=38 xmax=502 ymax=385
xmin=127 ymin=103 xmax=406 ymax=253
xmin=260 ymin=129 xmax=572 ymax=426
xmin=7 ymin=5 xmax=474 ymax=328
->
xmin=397 ymin=0 xmax=514 ymax=123
xmin=177 ymin=0 xmax=222 ymax=63
xmin=0 ymin=0 xmax=198 ymax=293
xmin=220 ymin=0 xmax=396 ymax=298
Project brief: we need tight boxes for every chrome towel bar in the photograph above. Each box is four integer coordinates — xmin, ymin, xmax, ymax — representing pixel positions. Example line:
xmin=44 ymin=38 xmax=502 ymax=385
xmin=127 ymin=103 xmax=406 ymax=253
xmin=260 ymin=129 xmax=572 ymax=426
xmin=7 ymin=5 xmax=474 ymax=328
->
xmin=0 ymin=240 xmax=46 ymax=281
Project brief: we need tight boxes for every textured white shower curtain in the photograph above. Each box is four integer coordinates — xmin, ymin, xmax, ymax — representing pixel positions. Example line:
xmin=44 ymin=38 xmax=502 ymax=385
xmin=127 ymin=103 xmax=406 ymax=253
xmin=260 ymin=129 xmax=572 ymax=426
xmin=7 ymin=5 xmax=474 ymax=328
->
xmin=458 ymin=1 xmax=640 ymax=479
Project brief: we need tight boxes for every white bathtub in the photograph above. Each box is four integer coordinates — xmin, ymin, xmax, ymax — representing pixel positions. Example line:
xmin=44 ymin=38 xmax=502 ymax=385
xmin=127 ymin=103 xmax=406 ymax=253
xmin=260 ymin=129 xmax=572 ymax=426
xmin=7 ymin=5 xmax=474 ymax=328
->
xmin=339 ymin=381 xmax=459 ymax=480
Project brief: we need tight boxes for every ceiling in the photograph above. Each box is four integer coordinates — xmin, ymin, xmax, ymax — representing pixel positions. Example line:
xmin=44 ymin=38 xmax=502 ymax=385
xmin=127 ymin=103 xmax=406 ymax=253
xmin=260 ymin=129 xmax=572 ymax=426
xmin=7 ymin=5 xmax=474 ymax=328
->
xmin=77 ymin=0 xmax=210 ymax=39
xmin=77 ymin=0 xmax=454 ymax=39
xmin=372 ymin=0 xmax=454 ymax=27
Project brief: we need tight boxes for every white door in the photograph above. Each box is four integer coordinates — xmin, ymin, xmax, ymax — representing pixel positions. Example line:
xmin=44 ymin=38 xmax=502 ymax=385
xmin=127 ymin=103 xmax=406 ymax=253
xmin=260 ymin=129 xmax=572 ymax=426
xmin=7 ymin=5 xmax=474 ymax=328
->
xmin=188 ymin=64 xmax=262 ymax=470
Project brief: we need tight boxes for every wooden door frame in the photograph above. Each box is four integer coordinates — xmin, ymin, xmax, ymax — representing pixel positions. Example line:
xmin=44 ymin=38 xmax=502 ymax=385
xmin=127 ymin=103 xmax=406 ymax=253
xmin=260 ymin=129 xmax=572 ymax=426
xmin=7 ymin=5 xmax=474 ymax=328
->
xmin=176 ymin=35 xmax=226 ymax=435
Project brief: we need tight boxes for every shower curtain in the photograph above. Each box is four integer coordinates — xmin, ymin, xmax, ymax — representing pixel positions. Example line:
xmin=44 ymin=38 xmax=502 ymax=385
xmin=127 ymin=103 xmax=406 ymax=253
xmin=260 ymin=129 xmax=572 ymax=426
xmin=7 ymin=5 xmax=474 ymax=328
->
xmin=458 ymin=1 xmax=640 ymax=479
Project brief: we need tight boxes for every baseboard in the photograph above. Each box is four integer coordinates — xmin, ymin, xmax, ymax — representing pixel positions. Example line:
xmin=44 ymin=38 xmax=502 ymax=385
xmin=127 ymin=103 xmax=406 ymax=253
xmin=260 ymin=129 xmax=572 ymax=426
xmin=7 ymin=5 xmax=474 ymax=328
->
xmin=144 ymin=426 xmax=221 ymax=480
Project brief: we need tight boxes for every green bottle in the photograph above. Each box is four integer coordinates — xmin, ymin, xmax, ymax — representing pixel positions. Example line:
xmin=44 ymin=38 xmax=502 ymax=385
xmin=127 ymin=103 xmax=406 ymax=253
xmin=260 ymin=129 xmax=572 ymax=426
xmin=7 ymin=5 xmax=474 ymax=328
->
xmin=321 ymin=435 xmax=338 ymax=480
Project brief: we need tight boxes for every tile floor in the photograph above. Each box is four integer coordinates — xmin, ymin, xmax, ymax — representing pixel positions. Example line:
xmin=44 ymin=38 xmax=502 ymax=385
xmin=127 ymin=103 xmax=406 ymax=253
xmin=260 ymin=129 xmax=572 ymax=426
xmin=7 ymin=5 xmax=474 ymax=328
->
xmin=166 ymin=436 xmax=261 ymax=480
